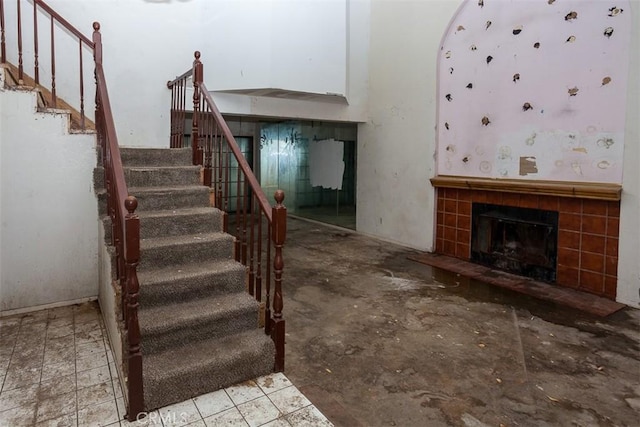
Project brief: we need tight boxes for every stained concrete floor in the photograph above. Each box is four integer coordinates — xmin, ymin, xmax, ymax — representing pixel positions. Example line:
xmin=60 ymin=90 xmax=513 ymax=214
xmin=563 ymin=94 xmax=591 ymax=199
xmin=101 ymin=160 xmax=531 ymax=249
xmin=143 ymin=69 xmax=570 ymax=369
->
xmin=282 ymin=218 xmax=640 ymax=427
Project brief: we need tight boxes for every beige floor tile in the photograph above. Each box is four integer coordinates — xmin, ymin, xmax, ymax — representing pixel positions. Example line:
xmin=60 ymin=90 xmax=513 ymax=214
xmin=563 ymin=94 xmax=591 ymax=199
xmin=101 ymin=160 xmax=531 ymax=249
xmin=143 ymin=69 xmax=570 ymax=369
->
xmin=0 ymin=383 xmax=38 ymax=412
xmin=41 ymin=360 xmax=76 ymax=382
xmin=75 ymin=320 xmax=102 ymax=335
xmin=115 ymin=396 xmax=125 ymax=421
xmin=75 ymin=330 xmax=105 ymax=348
xmin=42 ymin=346 xmax=75 ymax=366
xmin=267 ymin=386 xmax=311 ymax=415
xmin=193 ymin=389 xmax=234 ymax=418
xmin=74 ymin=311 xmax=100 ymax=325
xmin=21 ymin=311 xmax=49 ymax=325
xmin=0 ymin=402 xmax=37 ymax=426
xmin=2 ymin=365 xmax=42 ymax=391
xmin=224 ymin=380 xmax=264 ymax=405
xmin=158 ymin=399 xmax=202 ymax=427
xmin=236 ymin=395 xmax=281 ymax=427
xmin=45 ymin=335 xmax=76 ymax=353
xmin=256 ymin=373 xmax=293 ymax=395
xmin=203 ymin=407 xmax=249 ymax=427
xmin=184 ymin=420 xmax=206 ymax=427
xmin=7 ymin=348 xmax=44 ymax=370
xmin=77 ymin=399 xmax=119 ymax=426
xmin=112 ymin=379 xmax=123 ymax=398
xmin=77 ymin=381 xmax=115 ymax=409
xmin=35 ymin=412 xmax=77 ymax=427
xmin=261 ymin=419 xmax=292 ymax=427
xmin=108 ymin=362 xmax=119 ymax=379
xmin=76 ymin=351 xmax=108 ymax=372
xmin=47 ymin=325 xmax=75 ymax=339
xmin=39 ymin=374 xmax=76 ymax=400
xmin=47 ymin=306 xmax=75 ymax=321
xmin=77 ymin=365 xmax=111 ymax=390
xmin=0 ymin=317 xmax=22 ymax=328
xmin=47 ymin=316 xmax=74 ymax=329
xmin=119 ymin=409 xmax=162 ymax=427
xmin=0 ymin=332 xmax=18 ymax=349
xmin=75 ymin=340 xmax=106 ymax=359
xmin=285 ymin=405 xmax=333 ymax=427
xmin=36 ymin=391 xmax=77 ymax=423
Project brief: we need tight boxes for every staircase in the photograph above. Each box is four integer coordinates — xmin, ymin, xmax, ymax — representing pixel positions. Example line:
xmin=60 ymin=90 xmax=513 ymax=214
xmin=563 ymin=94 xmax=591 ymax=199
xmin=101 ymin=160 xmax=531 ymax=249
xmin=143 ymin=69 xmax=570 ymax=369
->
xmin=108 ymin=147 xmax=275 ymax=411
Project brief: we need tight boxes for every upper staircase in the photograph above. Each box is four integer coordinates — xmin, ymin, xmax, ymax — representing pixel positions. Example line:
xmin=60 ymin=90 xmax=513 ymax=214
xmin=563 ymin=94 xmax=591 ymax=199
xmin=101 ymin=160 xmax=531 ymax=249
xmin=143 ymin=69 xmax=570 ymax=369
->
xmin=111 ymin=147 xmax=274 ymax=411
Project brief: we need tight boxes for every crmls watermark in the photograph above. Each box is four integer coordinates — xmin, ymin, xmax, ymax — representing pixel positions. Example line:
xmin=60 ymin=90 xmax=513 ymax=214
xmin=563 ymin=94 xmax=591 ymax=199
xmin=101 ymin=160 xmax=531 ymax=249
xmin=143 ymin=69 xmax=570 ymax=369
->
xmin=135 ymin=411 xmax=188 ymax=425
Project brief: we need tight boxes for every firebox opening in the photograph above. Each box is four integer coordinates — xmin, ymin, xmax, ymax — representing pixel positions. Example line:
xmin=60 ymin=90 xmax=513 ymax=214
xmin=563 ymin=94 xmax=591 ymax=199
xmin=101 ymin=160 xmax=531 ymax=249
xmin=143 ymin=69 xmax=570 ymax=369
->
xmin=471 ymin=203 xmax=559 ymax=282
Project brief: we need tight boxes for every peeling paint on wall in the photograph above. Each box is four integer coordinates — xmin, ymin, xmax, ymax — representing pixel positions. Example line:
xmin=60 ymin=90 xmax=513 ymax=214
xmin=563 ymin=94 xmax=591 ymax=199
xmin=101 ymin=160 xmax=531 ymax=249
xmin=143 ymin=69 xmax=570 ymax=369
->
xmin=437 ymin=0 xmax=631 ymax=183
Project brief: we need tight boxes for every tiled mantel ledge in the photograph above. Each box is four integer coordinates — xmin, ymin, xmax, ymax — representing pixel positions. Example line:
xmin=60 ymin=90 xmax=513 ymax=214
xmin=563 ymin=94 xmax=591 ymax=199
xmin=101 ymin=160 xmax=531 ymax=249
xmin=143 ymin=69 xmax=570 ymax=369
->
xmin=430 ymin=175 xmax=622 ymax=201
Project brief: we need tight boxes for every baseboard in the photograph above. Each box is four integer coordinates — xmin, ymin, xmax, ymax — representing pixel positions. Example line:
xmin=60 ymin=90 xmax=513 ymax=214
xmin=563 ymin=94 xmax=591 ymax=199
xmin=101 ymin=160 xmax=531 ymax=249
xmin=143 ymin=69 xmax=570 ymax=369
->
xmin=0 ymin=296 xmax=98 ymax=318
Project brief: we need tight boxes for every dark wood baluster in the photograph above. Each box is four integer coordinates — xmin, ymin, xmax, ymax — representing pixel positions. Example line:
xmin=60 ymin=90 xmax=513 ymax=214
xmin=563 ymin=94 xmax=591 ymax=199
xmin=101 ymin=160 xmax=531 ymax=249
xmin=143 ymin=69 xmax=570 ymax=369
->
xmin=191 ymin=51 xmax=202 ymax=165
xmin=50 ymin=15 xmax=56 ymax=107
xmin=204 ymin=107 xmax=213 ymax=186
xmin=224 ymin=136 xmax=230 ymax=229
xmin=234 ymin=151 xmax=241 ymax=262
xmin=180 ymin=79 xmax=186 ymax=148
xmin=32 ymin=0 xmax=38 ymax=84
xmin=78 ymin=40 xmax=84 ymax=129
xmin=17 ymin=0 xmax=23 ymax=83
xmin=248 ymin=191 xmax=256 ymax=298
xmin=168 ymin=82 xmax=175 ymax=147
xmin=265 ymin=221 xmax=272 ymax=336
xmin=124 ymin=196 xmax=144 ymax=421
xmin=256 ymin=204 xmax=263 ymax=303
xmin=241 ymin=177 xmax=248 ymax=265
xmin=271 ymin=190 xmax=286 ymax=372
xmin=1 ymin=0 xmax=6 ymax=63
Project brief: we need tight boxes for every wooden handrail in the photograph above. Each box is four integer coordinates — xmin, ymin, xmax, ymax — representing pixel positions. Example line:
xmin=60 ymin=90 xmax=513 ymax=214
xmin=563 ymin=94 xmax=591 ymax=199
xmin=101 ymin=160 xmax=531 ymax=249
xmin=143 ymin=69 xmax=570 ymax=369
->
xmin=92 ymin=22 xmax=143 ymax=420
xmin=169 ymin=51 xmax=287 ymax=373
xmin=198 ymin=87 xmax=273 ymax=223
xmin=34 ymin=0 xmax=93 ymax=47
xmin=167 ymin=67 xmax=192 ymax=88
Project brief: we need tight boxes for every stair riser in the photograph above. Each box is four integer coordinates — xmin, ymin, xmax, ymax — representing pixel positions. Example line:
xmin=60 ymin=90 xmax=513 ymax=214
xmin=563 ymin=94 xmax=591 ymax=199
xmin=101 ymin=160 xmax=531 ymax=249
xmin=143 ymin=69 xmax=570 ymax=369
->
xmin=132 ymin=189 xmax=211 ymax=211
xmin=120 ymin=148 xmax=192 ymax=167
xmin=139 ymin=237 xmax=234 ymax=270
xmin=140 ymin=212 xmax=223 ymax=239
xmin=141 ymin=307 xmax=258 ymax=354
xmin=124 ymin=167 xmax=200 ymax=187
xmin=139 ymin=268 xmax=246 ymax=307
xmin=143 ymin=337 xmax=274 ymax=411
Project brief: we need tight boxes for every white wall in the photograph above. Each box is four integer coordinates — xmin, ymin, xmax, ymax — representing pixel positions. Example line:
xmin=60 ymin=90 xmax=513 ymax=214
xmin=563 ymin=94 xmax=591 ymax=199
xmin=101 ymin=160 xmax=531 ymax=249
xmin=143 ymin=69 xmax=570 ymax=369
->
xmin=0 ymin=84 xmax=99 ymax=312
xmin=617 ymin=2 xmax=640 ymax=308
xmin=357 ymin=0 xmax=460 ymax=250
xmin=15 ymin=0 xmax=361 ymax=147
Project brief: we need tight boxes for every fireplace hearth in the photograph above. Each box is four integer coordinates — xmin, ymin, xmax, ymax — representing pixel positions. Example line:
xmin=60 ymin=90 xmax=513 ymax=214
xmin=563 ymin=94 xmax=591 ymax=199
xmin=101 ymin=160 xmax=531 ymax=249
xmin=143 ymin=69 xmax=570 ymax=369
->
xmin=471 ymin=203 xmax=559 ymax=282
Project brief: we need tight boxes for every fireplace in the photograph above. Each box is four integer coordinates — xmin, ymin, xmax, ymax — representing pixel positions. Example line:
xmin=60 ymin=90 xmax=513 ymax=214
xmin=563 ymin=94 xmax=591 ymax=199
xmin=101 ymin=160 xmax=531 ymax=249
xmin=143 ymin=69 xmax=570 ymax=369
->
xmin=471 ymin=204 xmax=558 ymax=282
xmin=432 ymin=179 xmax=621 ymax=299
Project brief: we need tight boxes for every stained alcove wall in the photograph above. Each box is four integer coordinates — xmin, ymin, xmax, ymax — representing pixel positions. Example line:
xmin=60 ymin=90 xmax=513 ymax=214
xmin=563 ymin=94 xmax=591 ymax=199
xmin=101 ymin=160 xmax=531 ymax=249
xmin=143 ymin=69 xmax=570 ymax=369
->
xmin=437 ymin=0 xmax=632 ymax=183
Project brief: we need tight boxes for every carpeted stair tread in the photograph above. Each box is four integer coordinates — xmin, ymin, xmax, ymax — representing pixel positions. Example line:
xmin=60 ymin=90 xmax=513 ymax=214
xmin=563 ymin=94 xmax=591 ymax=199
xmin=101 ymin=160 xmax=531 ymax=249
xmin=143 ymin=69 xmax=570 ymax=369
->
xmin=127 ymin=185 xmax=211 ymax=211
xmin=119 ymin=147 xmax=192 ymax=167
xmin=143 ymin=329 xmax=275 ymax=411
xmin=139 ymin=232 xmax=234 ymax=270
xmin=138 ymin=207 xmax=224 ymax=238
xmin=137 ymin=259 xmax=246 ymax=306
xmin=139 ymin=292 xmax=260 ymax=354
xmin=123 ymin=165 xmax=200 ymax=187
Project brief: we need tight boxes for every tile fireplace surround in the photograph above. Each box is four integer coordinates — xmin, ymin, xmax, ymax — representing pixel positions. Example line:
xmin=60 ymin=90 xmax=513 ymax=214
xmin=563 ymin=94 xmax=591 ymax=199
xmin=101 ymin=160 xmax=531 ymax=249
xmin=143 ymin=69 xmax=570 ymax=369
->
xmin=432 ymin=177 xmax=622 ymax=300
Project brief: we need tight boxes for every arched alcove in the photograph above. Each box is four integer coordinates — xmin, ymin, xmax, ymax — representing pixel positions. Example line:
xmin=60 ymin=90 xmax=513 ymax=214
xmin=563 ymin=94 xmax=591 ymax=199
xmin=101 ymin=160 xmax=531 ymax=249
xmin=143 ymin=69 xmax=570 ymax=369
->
xmin=436 ymin=0 xmax=631 ymax=183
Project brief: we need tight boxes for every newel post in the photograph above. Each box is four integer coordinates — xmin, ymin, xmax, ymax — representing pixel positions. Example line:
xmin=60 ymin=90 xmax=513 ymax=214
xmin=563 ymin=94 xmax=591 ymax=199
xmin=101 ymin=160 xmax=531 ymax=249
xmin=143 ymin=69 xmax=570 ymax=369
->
xmin=271 ymin=190 xmax=286 ymax=372
xmin=191 ymin=51 xmax=203 ymax=166
xmin=124 ymin=196 xmax=144 ymax=420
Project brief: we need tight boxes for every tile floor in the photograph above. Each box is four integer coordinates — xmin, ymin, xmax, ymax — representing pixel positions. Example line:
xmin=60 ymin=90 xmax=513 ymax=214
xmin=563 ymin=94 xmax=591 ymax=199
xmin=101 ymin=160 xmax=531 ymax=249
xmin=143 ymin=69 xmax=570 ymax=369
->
xmin=0 ymin=302 xmax=333 ymax=427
